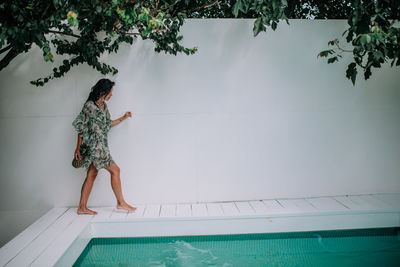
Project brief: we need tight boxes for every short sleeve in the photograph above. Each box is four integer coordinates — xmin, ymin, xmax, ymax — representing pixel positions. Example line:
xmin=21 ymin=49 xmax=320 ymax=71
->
xmin=72 ymin=101 xmax=92 ymax=138
xmin=104 ymin=103 xmax=112 ymax=131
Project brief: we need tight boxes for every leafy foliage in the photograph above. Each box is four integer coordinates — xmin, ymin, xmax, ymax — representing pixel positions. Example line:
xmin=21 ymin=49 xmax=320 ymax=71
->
xmin=232 ymin=0 xmax=289 ymax=36
xmin=0 ymin=0 xmax=199 ymax=86
xmin=0 ymin=0 xmax=399 ymax=86
xmin=317 ymin=0 xmax=400 ymax=85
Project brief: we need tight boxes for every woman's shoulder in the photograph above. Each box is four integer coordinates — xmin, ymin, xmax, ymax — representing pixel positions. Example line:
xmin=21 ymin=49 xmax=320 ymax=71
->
xmin=82 ymin=100 xmax=97 ymax=112
xmin=84 ymin=100 xmax=96 ymax=107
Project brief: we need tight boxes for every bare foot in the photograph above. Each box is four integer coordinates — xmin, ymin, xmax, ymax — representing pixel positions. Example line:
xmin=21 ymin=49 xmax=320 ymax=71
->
xmin=117 ymin=202 xmax=137 ymax=212
xmin=77 ymin=207 xmax=98 ymax=215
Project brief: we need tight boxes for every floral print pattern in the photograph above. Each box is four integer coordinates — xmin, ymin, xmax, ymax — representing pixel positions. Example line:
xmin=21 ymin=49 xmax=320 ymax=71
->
xmin=72 ymin=100 xmax=114 ymax=171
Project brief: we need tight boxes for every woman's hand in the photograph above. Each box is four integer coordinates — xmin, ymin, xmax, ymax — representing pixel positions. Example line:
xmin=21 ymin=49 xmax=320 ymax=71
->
xmin=74 ymin=147 xmax=82 ymax=160
xmin=112 ymin=112 xmax=132 ymax=127
xmin=123 ymin=111 xmax=132 ymax=120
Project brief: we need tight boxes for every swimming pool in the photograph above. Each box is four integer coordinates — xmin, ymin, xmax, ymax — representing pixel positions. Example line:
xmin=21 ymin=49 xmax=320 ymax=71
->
xmin=62 ymin=228 xmax=400 ymax=267
xmin=4 ymin=194 xmax=399 ymax=266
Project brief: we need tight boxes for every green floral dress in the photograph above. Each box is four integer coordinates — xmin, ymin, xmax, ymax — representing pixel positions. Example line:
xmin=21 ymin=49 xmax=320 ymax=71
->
xmin=72 ymin=100 xmax=115 ymax=171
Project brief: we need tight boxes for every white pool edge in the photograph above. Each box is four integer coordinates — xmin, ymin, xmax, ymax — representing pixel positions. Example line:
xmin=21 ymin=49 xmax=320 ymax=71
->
xmin=55 ymin=210 xmax=400 ymax=266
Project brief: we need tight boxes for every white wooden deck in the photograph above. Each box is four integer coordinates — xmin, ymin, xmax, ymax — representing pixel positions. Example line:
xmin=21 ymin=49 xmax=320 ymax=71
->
xmin=1 ymin=193 xmax=399 ymax=267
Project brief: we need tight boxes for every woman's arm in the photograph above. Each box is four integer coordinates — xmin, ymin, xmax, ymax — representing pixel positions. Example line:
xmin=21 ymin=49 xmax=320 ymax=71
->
xmin=74 ymin=135 xmax=83 ymax=160
xmin=111 ymin=115 xmax=127 ymax=128
xmin=76 ymin=135 xmax=83 ymax=149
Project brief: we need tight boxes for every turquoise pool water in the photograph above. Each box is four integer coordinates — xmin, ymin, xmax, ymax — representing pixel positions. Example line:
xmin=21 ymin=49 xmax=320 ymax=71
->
xmin=73 ymin=228 xmax=400 ymax=267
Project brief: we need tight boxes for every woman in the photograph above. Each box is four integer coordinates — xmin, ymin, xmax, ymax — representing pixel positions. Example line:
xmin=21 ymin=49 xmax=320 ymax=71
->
xmin=72 ymin=78 xmax=136 ymax=215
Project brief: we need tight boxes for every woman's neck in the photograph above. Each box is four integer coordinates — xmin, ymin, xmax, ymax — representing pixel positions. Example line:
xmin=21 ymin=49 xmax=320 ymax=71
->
xmin=95 ymin=99 xmax=105 ymax=110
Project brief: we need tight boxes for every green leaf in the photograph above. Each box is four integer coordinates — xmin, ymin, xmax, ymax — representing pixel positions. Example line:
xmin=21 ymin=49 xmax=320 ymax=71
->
xmin=346 ymin=29 xmax=354 ymax=43
xmin=327 ymin=56 xmax=338 ymax=64
xmin=346 ymin=63 xmax=357 ymax=86
xmin=364 ymin=67 xmax=372 ymax=80
xmin=353 ymin=45 xmax=362 ymax=54
xmin=359 ymin=34 xmax=372 ymax=45
xmin=239 ymin=0 xmax=249 ymax=13
xmin=372 ymin=51 xmax=384 ymax=62
xmin=67 ymin=17 xmax=78 ymax=27
xmin=142 ymin=29 xmax=151 ymax=37
xmin=43 ymin=46 xmax=50 ymax=54
xmin=253 ymin=17 xmax=266 ymax=37
xmin=233 ymin=1 xmax=240 ymax=17
xmin=271 ymin=21 xmax=277 ymax=31
xmin=318 ymin=50 xmax=334 ymax=58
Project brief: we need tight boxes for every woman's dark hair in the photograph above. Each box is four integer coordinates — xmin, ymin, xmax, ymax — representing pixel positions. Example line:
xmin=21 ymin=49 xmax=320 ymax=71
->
xmin=86 ymin=78 xmax=115 ymax=103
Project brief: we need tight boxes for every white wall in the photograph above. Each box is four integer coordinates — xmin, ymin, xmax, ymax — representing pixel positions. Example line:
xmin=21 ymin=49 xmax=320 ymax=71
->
xmin=1 ymin=19 xmax=399 ymax=246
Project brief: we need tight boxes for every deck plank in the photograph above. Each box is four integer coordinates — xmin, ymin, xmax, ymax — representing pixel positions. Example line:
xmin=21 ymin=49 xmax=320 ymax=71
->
xmin=192 ymin=203 xmax=208 ymax=217
xmin=206 ymin=203 xmax=224 ymax=216
xmin=6 ymin=209 xmax=78 ymax=267
xmin=92 ymin=207 xmax=114 ymax=220
xmin=271 ymin=199 xmax=319 ymax=214
xmin=333 ymin=196 xmax=363 ymax=210
xmin=30 ymin=208 xmax=94 ymax=267
xmin=354 ymin=194 xmax=396 ymax=210
xmin=110 ymin=209 xmax=129 ymax=219
xmin=277 ymin=199 xmax=304 ymax=213
xmin=306 ymin=197 xmax=349 ymax=212
xmin=262 ymin=200 xmax=286 ymax=214
xmin=333 ymin=195 xmax=390 ymax=211
xmin=142 ymin=204 xmax=161 ymax=218
xmin=160 ymin=204 xmax=176 ymax=217
xmin=275 ymin=199 xmax=297 ymax=209
xmin=235 ymin=201 xmax=256 ymax=215
xmin=126 ymin=204 xmax=146 ymax=218
xmin=291 ymin=199 xmax=318 ymax=212
xmin=372 ymin=193 xmax=400 ymax=210
xmin=0 ymin=208 xmax=67 ymax=267
xmin=220 ymin=202 xmax=240 ymax=216
xmin=249 ymin=200 xmax=269 ymax=214
xmin=176 ymin=204 xmax=192 ymax=217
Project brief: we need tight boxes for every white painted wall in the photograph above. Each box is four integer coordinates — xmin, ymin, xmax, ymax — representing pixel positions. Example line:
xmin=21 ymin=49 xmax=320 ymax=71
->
xmin=1 ymin=19 xmax=399 ymax=246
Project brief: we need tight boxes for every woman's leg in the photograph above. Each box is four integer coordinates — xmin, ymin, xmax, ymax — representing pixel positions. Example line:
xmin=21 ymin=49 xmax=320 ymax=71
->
xmin=77 ymin=163 xmax=99 ymax=215
xmin=105 ymin=162 xmax=136 ymax=212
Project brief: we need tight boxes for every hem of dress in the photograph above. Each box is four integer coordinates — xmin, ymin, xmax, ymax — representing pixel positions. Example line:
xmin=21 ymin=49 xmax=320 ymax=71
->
xmin=93 ymin=159 xmax=115 ymax=171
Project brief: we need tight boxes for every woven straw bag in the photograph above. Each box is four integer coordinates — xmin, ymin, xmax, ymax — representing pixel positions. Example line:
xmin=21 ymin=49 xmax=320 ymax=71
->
xmin=72 ymin=144 xmax=88 ymax=168
xmin=72 ymin=156 xmax=84 ymax=168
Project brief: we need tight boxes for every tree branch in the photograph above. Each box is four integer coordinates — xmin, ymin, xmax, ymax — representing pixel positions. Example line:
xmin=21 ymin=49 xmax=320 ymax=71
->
xmin=124 ymin=32 xmax=141 ymax=36
xmin=336 ymin=46 xmax=352 ymax=53
xmin=0 ymin=44 xmax=12 ymax=54
xmin=287 ymin=0 xmax=297 ymax=18
xmin=334 ymin=40 xmax=353 ymax=53
xmin=157 ymin=0 xmax=181 ymax=13
xmin=155 ymin=0 xmax=160 ymax=11
xmin=48 ymin=30 xmax=81 ymax=38
xmin=183 ymin=0 xmax=220 ymax=13
xmin=0 ymin=47 xmax=23 ymax=71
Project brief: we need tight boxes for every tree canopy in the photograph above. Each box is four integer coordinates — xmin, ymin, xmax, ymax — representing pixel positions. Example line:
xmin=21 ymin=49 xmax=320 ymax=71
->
xmin=0 ymin=0 xmax=399 ymax=86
